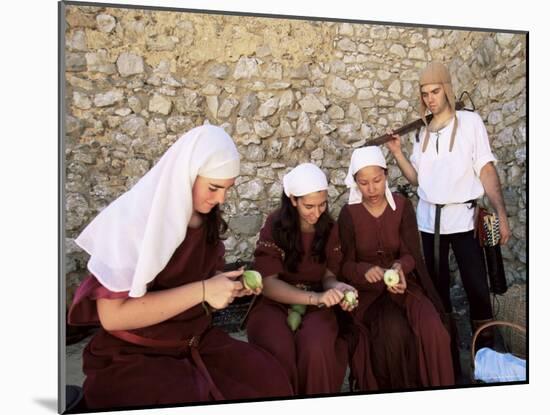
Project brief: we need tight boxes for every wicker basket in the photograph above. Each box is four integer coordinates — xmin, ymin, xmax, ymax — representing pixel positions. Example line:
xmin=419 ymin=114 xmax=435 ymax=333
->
xmin=492 ymin=284 xmax=526 ymax=356
xmin=470 ymin=320 xmax=526 ymax=382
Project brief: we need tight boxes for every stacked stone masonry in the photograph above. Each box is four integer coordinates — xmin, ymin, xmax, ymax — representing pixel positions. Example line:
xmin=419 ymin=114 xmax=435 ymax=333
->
xmin=64 ymin=5 xmax=527 ymax=307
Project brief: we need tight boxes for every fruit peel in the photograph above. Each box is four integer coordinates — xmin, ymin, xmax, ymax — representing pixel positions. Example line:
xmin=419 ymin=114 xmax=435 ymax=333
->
xmin=242 ymin=270 xmax=263 ymax=290
xmin=290 ymin=303 xmax=307 ymax=315
xmin=383 ymin=269 xmax=400 ymax=287
xmin=342 ymin=290 xmax=358 ymax=307
xmin=287 ymin=310 xmax=302 ymax=331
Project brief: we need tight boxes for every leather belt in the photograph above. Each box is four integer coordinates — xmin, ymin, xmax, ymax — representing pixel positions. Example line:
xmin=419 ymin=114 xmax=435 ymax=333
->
xmin=433 ymin=200 xmax=477 ymax=281
xmin=294 ymin=282 xmax=323 ymax=292
xmin=434 ymin=204 xmax=443 ymax=281
xmin=108 ymin=330 xmax=224 ymax=400
xmin=109 ymin=330 xmax=200 ymax=349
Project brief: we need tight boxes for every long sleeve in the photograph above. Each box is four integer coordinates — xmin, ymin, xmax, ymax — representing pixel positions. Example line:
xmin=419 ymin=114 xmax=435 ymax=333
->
xmin=397 ymin=199 xmax=417 ymax=275
xmin=337 ymin=205 xmax=379 ymax=289
xmin=399 ymin=197 xmax=446 ymax=314
xmin=215 ymin=240 xmax=225 ymax=272
xmin=325 ymin=224 xmax=343 ymax=276
xmin=253 ymin=214 xmax=285 ymax=278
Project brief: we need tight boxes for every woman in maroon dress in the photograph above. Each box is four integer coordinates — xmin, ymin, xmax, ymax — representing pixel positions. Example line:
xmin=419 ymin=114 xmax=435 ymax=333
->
xmin=246 ymin=163 xmax=354 ymax=395
xmin=68 ymin=125 xmax=293 ymax=410
xmin=338 ymin=146 xmax=454 ymax=391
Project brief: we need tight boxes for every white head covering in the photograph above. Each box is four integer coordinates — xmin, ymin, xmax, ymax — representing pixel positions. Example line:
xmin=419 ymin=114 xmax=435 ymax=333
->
xmin=283 ymin=163 xmax=328 ymax=197
xmin=75 ymin=125 xmax=240 ymax=297
xmin=344 ymin=146 xmax=396 ymax=210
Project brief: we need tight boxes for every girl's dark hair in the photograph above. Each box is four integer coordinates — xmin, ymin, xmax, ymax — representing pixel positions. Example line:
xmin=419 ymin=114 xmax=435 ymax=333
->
xmin=202 ymin=205 xmax=228 ymax=245
xmin=272 ymin=192 xmax=333 ymax=273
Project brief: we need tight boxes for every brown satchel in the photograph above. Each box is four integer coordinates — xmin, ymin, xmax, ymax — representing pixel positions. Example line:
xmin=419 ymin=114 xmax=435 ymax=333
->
xmin=476 ymin=207 xmax=508 ymax=295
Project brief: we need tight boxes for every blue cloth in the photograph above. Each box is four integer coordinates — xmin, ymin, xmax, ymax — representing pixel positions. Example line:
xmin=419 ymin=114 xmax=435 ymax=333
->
xmin=474 ymin=347 xmax=526 ymax=382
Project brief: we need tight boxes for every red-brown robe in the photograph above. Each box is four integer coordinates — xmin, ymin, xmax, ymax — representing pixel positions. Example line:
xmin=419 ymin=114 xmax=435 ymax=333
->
xmin=338 ymin=193 xmax=454 ymax=391
xmin=246 ymin=212 xmax=348 ymax=395
xmin=68 ymin=225 xmax=293 ymax=411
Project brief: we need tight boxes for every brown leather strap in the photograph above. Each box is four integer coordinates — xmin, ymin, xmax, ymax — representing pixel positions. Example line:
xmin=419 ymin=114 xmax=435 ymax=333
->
xmin=109 ymin=330 xmax=225 ymax=400
xmin=294 ymin=282 xmax=323 ymax=292
xmin=433 ymin=199 xmax=477 ymax=279
xmin=108 ymin=330 xmax=199 ymax=349
xmin=190 ymin=347 xmax=225 ymax=400
xmin=434 ymin=204 xmax=443 ymax=281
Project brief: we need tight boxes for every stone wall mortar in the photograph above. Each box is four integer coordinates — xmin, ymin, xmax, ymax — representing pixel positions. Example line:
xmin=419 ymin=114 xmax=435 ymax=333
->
xmin=64 ymin=6 xmax=527 ymax=305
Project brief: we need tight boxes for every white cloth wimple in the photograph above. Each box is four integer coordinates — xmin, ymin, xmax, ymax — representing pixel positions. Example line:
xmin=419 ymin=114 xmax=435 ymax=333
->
xmin=344 ymin=146 xmax=396 ymax=210
xmin=75 ymin=125 xmax=240 ymax=297
xmin=283 ymin=163 xmax=328 ymax=197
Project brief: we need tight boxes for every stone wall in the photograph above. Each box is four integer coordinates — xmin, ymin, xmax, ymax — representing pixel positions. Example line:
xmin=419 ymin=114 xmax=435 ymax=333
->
xmin=64 ymin=5 xmax=527 ymax=306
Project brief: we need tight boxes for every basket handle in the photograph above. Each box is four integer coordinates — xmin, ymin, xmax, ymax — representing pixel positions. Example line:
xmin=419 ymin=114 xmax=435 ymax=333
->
xmin=471 ymin=320 xmax=526 ymax=363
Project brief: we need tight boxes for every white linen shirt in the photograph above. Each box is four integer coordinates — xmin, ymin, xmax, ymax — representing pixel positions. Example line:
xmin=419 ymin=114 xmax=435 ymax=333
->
xmin=410 ymin=110 xmax=496 ymax=234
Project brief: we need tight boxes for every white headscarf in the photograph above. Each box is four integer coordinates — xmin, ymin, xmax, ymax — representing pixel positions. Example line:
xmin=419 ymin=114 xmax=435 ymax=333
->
xmin=283 ymin=163 xmax=328 ymax=197
xmin=75 ymin=125 xmax=240 ymax=297
xmin=344 ymin=146 xmax=396 ymax=210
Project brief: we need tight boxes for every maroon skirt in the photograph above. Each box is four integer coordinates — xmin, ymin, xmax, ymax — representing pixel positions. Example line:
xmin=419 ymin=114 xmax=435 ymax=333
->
xmin=81 ymin=325 xmax=293 ymax=410
xmin=348 ymin=281 xmax=454 ymax=391
xmin=246 ymin=296 xmax=348 ymax=395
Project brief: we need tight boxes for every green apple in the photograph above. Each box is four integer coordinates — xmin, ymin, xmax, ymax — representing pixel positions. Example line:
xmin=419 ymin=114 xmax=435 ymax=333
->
xmin=242 ymin=270 xmax=263 ymax=290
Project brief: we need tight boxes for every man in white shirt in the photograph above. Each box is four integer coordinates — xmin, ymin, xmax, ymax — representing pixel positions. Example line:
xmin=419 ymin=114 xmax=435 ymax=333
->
xmin=386 ymin=61 xmax=511 ymax=376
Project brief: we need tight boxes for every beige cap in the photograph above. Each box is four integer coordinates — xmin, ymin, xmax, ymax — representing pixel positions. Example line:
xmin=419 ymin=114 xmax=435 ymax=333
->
xmin=418 ymin=61 xmax=458 ymax=153
xmin=419 ymin=61 xmax=455 ymax=124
